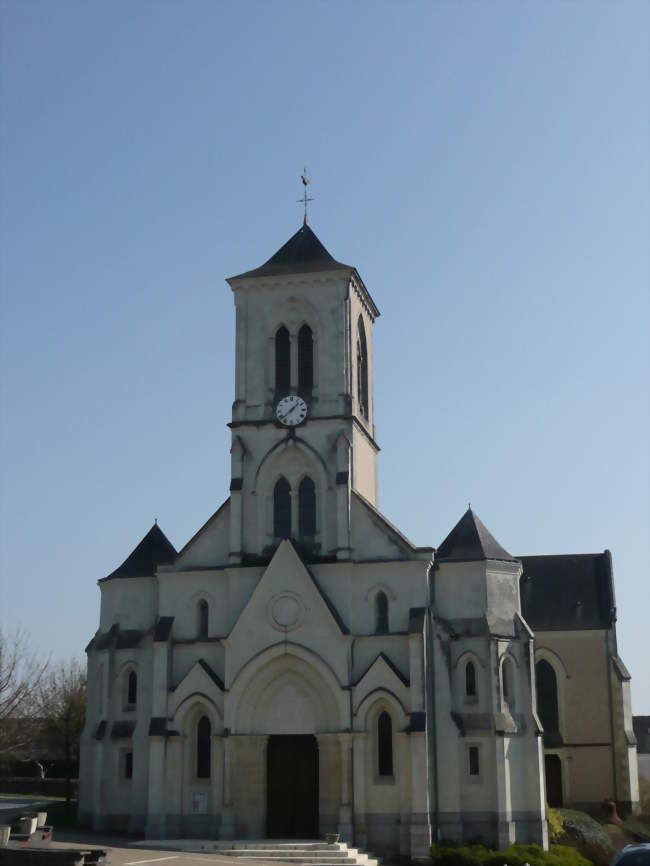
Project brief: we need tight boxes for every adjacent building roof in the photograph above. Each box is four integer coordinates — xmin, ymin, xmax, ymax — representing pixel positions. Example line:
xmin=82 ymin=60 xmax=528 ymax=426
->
xmin=633 ymin=716 xmax=650 ymax=754
xmin=436 ymin=508 xmax=518 ymax=563
xmin=100 ymin=523 xmax=177 ymax=582
xmin=519 ymin=551 xmax=616 ymax=631
xmin=228 ymin=223 xmax=352 ymax=280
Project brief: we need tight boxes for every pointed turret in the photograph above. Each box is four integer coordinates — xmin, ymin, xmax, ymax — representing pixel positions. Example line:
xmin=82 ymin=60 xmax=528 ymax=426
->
xmin=228 ymin=223 xmax=352 ymax=280
xmin=101 ymin=523 xmax=177 ymax=581
xmin=436 ymin=508 xmax=518 ymax=564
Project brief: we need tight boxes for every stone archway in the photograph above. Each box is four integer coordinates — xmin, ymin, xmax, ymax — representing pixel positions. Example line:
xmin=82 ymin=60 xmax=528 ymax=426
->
xmin=227 ymin=646 xmax=345 ymax=839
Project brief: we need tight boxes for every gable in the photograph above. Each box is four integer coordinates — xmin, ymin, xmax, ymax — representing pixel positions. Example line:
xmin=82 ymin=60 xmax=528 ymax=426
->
xmin=168 ymin=657 xmax=224 ymax=720
xmin=168 ymin=498 xmax=230 ymax=571
xmin=225 ymin=540 xmax=351 ymax=687
xmin=352 ymin=653 xmax=410 ymax=718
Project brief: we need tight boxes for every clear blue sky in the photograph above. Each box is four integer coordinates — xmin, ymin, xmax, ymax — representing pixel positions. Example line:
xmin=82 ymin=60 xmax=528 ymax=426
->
xmin=1 ymin=1 xmax=648 ymax=710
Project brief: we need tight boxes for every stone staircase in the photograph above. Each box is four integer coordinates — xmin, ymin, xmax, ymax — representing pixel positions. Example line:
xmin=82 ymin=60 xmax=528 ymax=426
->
xmin=132 ymin=840 xmax=381 ymax=866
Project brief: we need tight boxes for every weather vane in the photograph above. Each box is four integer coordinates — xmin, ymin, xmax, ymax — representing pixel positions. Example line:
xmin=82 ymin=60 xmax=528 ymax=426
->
xmin=299 ymin=167 xmax=313 ymax=225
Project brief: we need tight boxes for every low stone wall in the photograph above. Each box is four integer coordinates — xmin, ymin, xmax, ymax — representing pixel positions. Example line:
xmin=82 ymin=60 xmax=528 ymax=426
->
xmin=0 ymin=777 xmax=78 ymax=798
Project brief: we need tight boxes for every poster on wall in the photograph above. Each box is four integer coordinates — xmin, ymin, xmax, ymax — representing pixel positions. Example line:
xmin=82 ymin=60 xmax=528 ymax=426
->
xmin=191 ymin=792 xmax=207 ymax=814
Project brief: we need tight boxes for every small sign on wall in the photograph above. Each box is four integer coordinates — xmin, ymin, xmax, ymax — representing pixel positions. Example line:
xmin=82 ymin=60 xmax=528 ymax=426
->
xmin=191 ymin=792 xmax=207 ymax=814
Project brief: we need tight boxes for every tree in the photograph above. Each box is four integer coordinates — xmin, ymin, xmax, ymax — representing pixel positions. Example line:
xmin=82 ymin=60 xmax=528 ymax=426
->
xmin=41 ymin=660 xmax=86 ymax=804
xmin=0 ymin=628 xmax=49 ymax=758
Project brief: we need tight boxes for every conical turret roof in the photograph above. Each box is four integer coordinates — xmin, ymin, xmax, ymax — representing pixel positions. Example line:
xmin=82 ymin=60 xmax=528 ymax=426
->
xmin=229 ymin=223 xmax=352 ymax=280
xmin=101 ymin=523 xmax=177 ymax=581
xmin=436 ymin=508 xmax=517 ymax=563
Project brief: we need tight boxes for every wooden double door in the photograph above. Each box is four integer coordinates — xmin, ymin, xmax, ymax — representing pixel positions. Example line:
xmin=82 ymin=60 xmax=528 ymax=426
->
xmin=267 ymin=735 xmax=319 ymax=838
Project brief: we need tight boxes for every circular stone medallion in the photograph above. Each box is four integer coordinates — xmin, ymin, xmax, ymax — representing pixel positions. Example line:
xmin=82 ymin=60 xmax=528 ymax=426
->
xmin=269 ymin=592 xmax=302 ymax=630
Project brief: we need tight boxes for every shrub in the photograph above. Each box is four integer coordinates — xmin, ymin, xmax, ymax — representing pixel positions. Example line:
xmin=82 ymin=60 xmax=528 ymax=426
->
xmin=546 ymin=808 xmax=564 ymax=843
xmin=431 ymin=842 xmax=593 ymax=866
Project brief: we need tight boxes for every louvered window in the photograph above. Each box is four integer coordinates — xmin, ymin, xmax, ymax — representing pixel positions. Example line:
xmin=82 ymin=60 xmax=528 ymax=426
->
xmin=273 ymin=478 xmax=291 ymax=538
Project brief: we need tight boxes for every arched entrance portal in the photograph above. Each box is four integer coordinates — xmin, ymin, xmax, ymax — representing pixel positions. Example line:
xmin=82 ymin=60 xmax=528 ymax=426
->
xmin=267 ymin=734 xmax=319 ymax=838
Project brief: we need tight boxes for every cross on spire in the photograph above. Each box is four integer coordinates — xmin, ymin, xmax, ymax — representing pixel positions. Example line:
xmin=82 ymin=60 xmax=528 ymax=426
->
xmin=298 ymin=166 xmax=314 ymax=225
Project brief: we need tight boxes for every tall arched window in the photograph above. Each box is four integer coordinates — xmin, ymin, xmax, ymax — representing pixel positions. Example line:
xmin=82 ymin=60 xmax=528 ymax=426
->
xmin=298 ymin=476 xmax=316 ymax=537
xmin=275 ymin=326 xmax=290 ymax=391
xmin=502 ymin=657 xmax=515 ymax=706
xmin=377 ymin=711 xmax=393 ymax=777
xmin=356 ymin=316 xmax=368 ymax=419
xmin=197 ymin=599 xmax=209 ymax=639
xmin=465 ymin=660 xmax=477 ymax=698
xmin=196 ymin=715 xmax=211 ymax=778
xmin=298 ymin=324 xmax=313 ymax=390
xmin=536 ymin=659 xmax=560 ymax=742
xmin=127 ymin=670 xmax=137 ymax=706
xmin=375 ymin=591 xmax=389 ymax=634
xmin=273 ymin=477 xmax=291 ymax=538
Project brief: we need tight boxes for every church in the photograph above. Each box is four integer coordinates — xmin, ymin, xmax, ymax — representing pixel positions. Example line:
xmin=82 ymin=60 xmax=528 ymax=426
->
xmin=79 ymin=218 xmax=639 ymax=858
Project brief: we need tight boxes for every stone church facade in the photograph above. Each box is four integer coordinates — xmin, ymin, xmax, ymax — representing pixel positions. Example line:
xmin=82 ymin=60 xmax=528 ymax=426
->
xmin=79 ymin=222 xmax=639 ymax=857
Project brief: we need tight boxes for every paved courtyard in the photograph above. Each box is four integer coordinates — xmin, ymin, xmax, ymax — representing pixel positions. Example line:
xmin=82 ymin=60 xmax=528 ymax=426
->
xmin=50 ymin=833 xmax=276 ymax=866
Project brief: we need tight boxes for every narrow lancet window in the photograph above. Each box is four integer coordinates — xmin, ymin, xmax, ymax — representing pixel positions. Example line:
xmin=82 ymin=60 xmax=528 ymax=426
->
xmin=127 ymin=670 xmax=137 ymax=706
xmin=275 ymin=326 xmax=290 ymax=391
xmin=503 ymin=658 xmax=515 ymax=705
xmin=465 ymin=661 xmax=477 ymax=697
xmin=197 ymin=715 xmax=211 ymax=778
xmin=536 ymin=660 xmax=560 ymax=740
xmin=273 ymin=477 xmax=291 ymax=538
xmin=377 ymin=711 xmax=393 ymax=776
xmin=375 ymin=591 xmax=389 ymax=634
xmin=298 ymin=476 xmax=316 ymax=537
xmin=298 ymin=324 xmax=313 ymax=390
xmin=198 ymin=599 xmax=209 ymax=639
xmin=356 ymin=316 xmax=368 ymax=419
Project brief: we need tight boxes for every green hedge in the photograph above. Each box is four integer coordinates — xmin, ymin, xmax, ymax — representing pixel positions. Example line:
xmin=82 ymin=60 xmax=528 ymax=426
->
xmin=431 ymin=842 xmax=593 ymax=866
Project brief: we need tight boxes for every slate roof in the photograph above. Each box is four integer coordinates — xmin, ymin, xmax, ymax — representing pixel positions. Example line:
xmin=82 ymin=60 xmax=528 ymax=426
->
xmin=519 ymin=551 xmax=616 ymax=631
xmin=100 ymin=523 xmax=177 ymax=582
xmin=633 ymin=716 xmax=650 ymax=754
xmin=228 ymin=223 xmax=352 ymax=280
xmin=436 ymin=508 xmax=517 ymax=563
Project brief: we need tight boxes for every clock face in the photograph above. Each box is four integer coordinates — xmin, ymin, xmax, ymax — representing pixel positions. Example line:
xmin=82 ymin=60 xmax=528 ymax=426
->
xmin=276 ymin=395 xmax=308 ymax=426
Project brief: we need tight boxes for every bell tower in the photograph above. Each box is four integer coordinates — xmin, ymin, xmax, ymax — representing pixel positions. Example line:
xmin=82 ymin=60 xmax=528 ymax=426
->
xmin=225 ymin=222 xmax=380 ymax=563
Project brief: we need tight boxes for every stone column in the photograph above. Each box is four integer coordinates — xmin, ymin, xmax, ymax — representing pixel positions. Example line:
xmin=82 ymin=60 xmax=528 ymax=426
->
xmin=290 ymin=489 xmax=299 ymax=539
xmin=221 ymin=735 xmax=235 ymax=839
xmin=408 ymin=733 xmax=432 ymax=859
xmin=229 ymin=486 xmax=243 ymax=564
xmin=166 ymin=736 xmax=184 ymax=837
xmin=352 ymin=733 xmax=368 ymax=849
xmin=145 ymin=737 xmax=167 ymax=838
xmin=495 ymin=736 xmax=515 ymax=849
xmin=290 ymin=332 xmax=298 ymax=390
xmin=398 ymin=733 xmax=411 ymax=856
xmin=211 ymin=736 xmax=224 ymax=837
xmin=408 ymin=634 xmax=424 ymax=712
xmin=338 ymin=733 xmax=353 ymax=842
xmin=316 ymin=734 xmax=340 ymax=835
